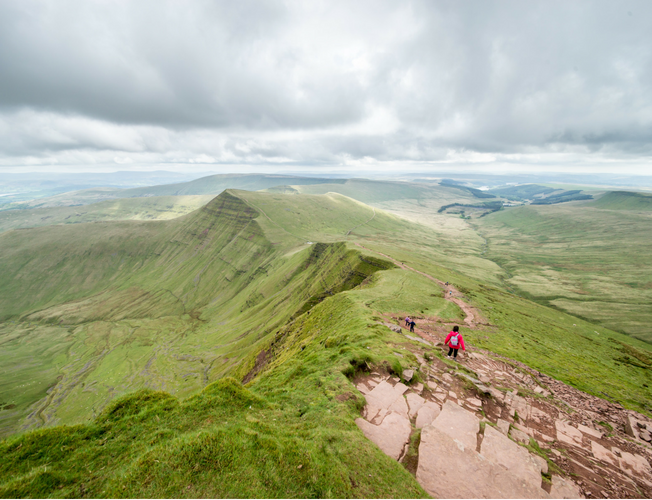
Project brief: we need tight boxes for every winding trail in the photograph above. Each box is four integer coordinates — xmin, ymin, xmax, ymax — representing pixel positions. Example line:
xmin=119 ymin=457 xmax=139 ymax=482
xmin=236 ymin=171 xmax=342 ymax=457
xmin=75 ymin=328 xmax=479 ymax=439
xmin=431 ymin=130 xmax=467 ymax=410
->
xmin=354 ymin=242 xmax=482 ymax=328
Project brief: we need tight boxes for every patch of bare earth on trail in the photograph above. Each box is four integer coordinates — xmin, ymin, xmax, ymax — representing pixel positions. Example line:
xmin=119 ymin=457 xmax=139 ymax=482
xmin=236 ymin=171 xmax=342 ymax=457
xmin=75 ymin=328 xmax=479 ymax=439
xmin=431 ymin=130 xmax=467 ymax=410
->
xmin=354 ymin=313 xmax=652 ymax=499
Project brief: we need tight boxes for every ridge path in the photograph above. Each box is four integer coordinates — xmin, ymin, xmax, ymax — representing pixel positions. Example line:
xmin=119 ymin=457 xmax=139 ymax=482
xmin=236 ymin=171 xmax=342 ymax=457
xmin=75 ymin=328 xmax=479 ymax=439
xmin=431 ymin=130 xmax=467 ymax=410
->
xmin=354 ymin=242 xmax=482 ymax=327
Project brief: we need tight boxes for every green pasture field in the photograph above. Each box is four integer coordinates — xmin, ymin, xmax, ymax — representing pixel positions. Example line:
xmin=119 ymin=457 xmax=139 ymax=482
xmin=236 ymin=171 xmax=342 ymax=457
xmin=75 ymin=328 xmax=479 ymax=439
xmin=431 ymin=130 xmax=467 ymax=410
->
xmin=473 ymin=199 xmax=652 ymax=342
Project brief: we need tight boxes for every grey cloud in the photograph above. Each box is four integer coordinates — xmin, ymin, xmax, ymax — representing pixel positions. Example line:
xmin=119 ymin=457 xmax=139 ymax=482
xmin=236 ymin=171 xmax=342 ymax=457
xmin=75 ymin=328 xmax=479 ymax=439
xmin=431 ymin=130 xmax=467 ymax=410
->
xmin=1 ymin=0 xmax=652 ymax=172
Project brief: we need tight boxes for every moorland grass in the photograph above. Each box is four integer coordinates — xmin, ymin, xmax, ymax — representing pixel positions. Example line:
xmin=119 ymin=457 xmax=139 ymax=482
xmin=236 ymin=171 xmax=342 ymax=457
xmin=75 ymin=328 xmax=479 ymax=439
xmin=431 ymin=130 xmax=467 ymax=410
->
xmin=0 ymin=293 xmax=429 ymax=499
xmin=473 ymin=202 xmax=652 ymax=341
xmin=2 ymin=186 xmax=652 ymax=498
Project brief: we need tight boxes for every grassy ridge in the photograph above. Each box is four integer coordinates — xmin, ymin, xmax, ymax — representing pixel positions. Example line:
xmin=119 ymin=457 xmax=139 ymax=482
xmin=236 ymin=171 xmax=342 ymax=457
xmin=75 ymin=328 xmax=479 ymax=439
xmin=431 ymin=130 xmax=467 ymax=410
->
xmin=0 ymin=196 xmax=214 ymax=232
xmin=590 ymin=190 xmax=652 ymax=211
xmin=2 ymin=187 xmax=652 ymax=497
xmin=0 ymin=192 xmax=407 ymax=437
xmin=0 ymin=267 xmax=430 ymax=498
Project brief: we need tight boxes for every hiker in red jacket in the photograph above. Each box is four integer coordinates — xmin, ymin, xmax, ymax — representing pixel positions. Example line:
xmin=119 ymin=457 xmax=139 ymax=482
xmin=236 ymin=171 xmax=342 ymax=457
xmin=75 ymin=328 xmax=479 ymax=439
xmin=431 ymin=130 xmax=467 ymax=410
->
xmin=444 ymin=326 xmax=465 ymax=359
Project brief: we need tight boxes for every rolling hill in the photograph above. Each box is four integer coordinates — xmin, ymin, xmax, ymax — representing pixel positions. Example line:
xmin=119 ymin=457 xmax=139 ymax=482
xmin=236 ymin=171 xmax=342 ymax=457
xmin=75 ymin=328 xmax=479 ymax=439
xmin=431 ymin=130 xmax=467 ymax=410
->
xmin=1 ymin=183 xmax=652 ymax=498
xmin=0 ymin=174 xmax=345 ymax=210
xmin=591 ymin=190 xmax=652 ymax=211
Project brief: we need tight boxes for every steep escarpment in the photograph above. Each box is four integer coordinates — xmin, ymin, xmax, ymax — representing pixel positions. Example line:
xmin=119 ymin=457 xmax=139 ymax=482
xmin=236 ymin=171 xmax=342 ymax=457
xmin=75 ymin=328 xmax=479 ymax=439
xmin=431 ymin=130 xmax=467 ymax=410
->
xmin=0 ymin=191 xmax=397 ymax=438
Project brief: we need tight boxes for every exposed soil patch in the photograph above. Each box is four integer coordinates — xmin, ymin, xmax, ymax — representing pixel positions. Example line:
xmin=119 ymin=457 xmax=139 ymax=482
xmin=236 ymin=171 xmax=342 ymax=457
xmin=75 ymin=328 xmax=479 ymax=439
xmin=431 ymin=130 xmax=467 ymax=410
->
xmin=242 ymin=349 xmax=269 ymax=384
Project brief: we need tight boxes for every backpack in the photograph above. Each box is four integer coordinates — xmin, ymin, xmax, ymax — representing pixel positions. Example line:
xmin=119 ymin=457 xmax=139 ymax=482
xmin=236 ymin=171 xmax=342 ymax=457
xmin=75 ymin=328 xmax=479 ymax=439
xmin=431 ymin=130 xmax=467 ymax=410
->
xmin=450 ymin=333 xmax=459 ymax=347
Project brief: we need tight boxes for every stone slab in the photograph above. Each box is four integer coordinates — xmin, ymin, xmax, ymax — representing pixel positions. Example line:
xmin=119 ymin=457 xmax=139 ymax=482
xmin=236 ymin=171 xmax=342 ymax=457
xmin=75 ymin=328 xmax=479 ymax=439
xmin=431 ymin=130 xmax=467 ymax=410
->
xmin=365 ymin=381 xmax=400 ymax=409
xmin=536 ymin=432 xmax=555 ymax=443
xmin=549 ymin=475 xmax=582 ymax=499
xmin=511 ymin=395 xmax=531 ymax=420
xmin=394 ymin=382 xmax=409 ymax=395
xmin=406 ymin=393 xmax=426 ymax=419
xmin=514 ymin=422 xmax=534 ymax=436
xmin=489 ymin=387 xmax=505 ymax=402
xmin=427 ymin=380 xmax=438 ymax=391
xmin=371 ymin=408 xmax=389 ymax=425
xmin=555 ymin=420 xmax=583 ymax=445
xmin=415 ymin=402 xmax=441 ymax=429
xmin=590 ymin=440 xmax=619 ymax=467
xmin=530 ymin=406 xmax=550 ymax=424
xmin=405 ymin=334 xmax=432 ymax=346
xmin=510 ymin=427 xmax=530 ymax=444
xmin=467 ymin=397 xmax=483 ymax=407
xmin=388 ymin=395 xmax=409 ymax=419
xmin=356 ymin=412 xmax=412 ymax=461
xmin=625 ymin=414 xmax=640 ymax=439
xmin=363 ymin=405 xmax=379 ymax=421
xmin=433 ymin=400 xmax=479 ymax=452
xmin=619 ymin=449 xmax=652 ymax=477
xmin=434 ymin=392 xmax=447 ymax=402
xmin=532 ymin=454 xmax=548 ymax=475
xmin=417 ymin=425 xmax=549 ymax=499
xmin=578 ymin=424 xmax=602 ymax=440
xmin=497 ymin=418 xmax=511 ymax=435
xmin=481 ymin=424 xmax=544 ymax=488
xmin=356 ymin=382 xmax=370 ymax=394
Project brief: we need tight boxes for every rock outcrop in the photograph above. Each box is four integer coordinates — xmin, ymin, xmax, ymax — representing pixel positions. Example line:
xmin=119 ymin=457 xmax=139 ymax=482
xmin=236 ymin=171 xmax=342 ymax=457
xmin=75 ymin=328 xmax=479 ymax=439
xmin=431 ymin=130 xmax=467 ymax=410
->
xmin=353 ymin=313 xmax=652 ymax=499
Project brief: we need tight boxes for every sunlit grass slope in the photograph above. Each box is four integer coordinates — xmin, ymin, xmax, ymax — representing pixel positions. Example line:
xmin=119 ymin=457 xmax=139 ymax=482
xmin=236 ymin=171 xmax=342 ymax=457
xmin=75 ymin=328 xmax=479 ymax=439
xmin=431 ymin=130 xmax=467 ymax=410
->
xmin=238 ymin=189 xmax=652 ymax=413
xmin=0 ymin=196 xmax=214 ymax=232
xmin=2 ymin=187 xmax=652 ymax=497
xmin=0 ymin=191 xmax=403 ymax=437
xmin=241 ymin=185 xmax=505 ymax=287
xmin=474 ymin=201 xmax=652 ymax=342
xmin=0 ymin=290 xmax=433 ymax=498
xmin=2 ymin=223 xmax=652 ymax=497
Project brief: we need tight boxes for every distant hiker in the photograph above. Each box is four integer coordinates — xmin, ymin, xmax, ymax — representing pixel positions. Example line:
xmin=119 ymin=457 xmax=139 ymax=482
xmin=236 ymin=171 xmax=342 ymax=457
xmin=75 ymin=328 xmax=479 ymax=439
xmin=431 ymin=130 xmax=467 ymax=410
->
xmin=409 ymin=320 xmax=416 ymax=333
xmin=445 ymin=326 xmax=465 ymax=359
xmin=449 ymin=291 xmax=452 ymax=296
xmin=405 ymin=316 xmax=411 ymax=327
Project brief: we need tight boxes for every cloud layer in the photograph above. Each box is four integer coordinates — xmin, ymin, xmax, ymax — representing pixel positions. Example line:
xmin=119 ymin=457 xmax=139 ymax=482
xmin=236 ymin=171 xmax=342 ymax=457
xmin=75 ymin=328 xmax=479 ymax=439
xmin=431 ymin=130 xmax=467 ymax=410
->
xmin=1 ymin=0 xmax=651 ymax=173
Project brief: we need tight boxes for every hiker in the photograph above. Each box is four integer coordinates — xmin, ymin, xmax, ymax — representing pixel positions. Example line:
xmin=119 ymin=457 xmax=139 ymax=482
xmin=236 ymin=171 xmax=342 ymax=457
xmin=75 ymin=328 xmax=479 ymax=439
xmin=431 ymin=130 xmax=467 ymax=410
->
xmin=409 ymin=320 xmax=416 ymax=333
xmin=405 ymin=316 xmax=411 ymax=327
xmin=449 ymin=290 xmax=452 ymax=296
xmin=444 ymin=326 xmax=465 ymax=359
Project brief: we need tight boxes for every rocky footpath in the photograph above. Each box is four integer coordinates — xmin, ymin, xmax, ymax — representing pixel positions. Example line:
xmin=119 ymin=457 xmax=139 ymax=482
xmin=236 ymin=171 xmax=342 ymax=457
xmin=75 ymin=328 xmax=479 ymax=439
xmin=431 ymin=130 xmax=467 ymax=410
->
xmin=354 ymin=316 xmax=652 ymax=499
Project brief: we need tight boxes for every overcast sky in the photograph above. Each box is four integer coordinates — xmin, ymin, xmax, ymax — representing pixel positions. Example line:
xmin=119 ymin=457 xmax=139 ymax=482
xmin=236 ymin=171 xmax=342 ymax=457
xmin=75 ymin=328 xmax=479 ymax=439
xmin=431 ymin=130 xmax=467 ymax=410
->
xmin=1 ymin=0 xmax=651 ymax=174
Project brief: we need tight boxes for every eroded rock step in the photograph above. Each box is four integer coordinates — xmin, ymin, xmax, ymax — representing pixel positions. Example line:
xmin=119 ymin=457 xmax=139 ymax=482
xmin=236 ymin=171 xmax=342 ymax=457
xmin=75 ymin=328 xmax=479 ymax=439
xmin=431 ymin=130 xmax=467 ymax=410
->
xmin=354 ymin=326 xmax=652 ymax=499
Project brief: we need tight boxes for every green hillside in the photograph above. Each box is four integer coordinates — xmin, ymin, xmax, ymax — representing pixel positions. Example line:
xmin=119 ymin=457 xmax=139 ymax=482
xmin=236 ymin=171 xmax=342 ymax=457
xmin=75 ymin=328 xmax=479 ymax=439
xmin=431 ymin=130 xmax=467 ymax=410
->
xmin=474 ymin=202 xmax=652 ymax=341
xmin=293 ymin=178 xmax=432 ymax=204
xmin=591 ymin=190 xmax=652 ymax=211
xmin=2 ymin=187 xmax=652 ymax=497
xmin=1 ymin=174 xmax=344 ymax=210
xmin=488 ymin=184 xmax=556 ymax=200
xmin=0 ymin=196 xmax=214 ymax=233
